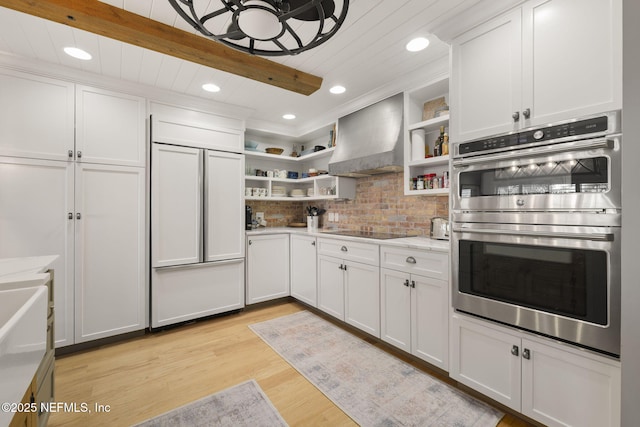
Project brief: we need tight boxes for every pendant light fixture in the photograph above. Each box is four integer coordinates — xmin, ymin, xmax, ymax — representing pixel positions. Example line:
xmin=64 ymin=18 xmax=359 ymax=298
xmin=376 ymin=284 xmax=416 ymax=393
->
xmin=168 ymin=0 xmax=349 ymax=56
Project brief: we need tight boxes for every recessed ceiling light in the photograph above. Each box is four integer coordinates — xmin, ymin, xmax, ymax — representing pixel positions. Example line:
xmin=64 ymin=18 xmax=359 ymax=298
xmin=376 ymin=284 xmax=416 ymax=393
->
xmin=64 ymin=47 xmax=92 ymax=60
xmin=202 ymin=83 xmax=221 ymax=93
xmin=283 ymin=114 xmax=296 ymax=120
xmin=406 ymin=37 xmax=430 ymax=52
xmin=330 ymin=85 xmax=346 ymax=94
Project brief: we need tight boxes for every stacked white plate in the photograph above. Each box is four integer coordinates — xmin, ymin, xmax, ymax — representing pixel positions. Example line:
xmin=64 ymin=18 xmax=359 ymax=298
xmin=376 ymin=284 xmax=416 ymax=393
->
xmin=272 ymin=185 xmax=287 ymax=197
xmin=290 ymin=189 xmax=306 ymax=197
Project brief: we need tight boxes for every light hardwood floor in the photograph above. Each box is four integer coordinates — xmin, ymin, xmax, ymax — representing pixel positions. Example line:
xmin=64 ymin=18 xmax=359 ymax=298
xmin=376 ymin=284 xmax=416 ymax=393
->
xmin=49 ymin=301 xmax=536 ymax=427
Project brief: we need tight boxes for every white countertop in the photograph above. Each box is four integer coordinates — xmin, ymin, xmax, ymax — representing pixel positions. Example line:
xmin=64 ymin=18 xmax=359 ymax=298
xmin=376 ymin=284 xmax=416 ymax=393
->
xmin=0 ymin=255 xmax=58 ymax=289
xmin=246 ymin=227 xmax=450 ymax=253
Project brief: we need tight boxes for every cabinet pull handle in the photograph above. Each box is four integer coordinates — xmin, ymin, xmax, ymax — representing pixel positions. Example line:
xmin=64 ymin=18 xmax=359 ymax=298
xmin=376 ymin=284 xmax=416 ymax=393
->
xmin=248 ymin=240 xmax=252 ymax=245
xmin=522 ymin=108 xmax=531 ymax=119
xmin=341 ymin=245 xmax=348 ymax=252
xmin=511 ymin=345 xmax=519 ymax=356
xmin=406 ymin=256 xmax=416 ymax=264
xmin=68 ymin=150 xmax=74 ymax=158
xmin=76 ymin=213 xmax=81 ymax=220
xmin=312 ymin=241 xmax=316 ymax=246
xmin=523 ymin=348 xmax=531 ymax=360
xmin=512 ymin=111 xmax=520 ymax=122
xmin=410 ymin=280 xmax=416 ymax=288
xmin=77 ymin=150 xmax=82 ymax=159
xmin=68 ymin=212 xmax=73 ymax=220
xmin=343 ymin=264 xmax=347 ymax=271
xmin=404 ymin=279 xmax=410 ymax=287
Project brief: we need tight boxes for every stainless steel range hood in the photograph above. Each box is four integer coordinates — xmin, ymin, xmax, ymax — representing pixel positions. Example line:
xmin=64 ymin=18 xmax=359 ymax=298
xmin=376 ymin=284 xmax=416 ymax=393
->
xmin=328 ymin=93 xmax=404 ymax=177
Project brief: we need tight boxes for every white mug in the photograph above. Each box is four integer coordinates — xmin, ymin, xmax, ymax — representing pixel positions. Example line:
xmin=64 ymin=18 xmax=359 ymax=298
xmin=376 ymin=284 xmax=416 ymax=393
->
xmin=245 ymin=187 xmax=253 ymax=197
xmin=267 ymin=170 xmax=274 ymax=178
xmin=258 ymin=188 xmax=267 ymax=197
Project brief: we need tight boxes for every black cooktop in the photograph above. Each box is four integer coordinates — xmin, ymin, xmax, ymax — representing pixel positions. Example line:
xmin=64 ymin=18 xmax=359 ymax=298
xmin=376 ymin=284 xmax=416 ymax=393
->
xmin=321 ymin=230 xmax=406 ymax=240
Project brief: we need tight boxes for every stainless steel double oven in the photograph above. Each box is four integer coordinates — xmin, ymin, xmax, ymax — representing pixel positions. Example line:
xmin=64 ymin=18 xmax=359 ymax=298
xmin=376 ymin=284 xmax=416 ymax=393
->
xmin=451 ymin=111 xmax=621 ymax=357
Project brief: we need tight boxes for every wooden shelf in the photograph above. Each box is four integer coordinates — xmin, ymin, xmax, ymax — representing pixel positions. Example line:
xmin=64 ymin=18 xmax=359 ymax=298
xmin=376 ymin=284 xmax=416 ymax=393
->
xmin=408 ymin=154 xmax=450 ymax=168
xmin=244 ymin=146 xmax=335 ymax=162
xmin=408 ymin=114 xmax=450 ymax=133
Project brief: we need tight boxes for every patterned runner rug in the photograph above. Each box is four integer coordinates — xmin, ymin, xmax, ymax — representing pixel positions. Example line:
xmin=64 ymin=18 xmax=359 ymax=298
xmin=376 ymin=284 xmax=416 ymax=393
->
xmin=250 ymin=310 xmax=503 ymax=427
xmin=132 ymin=379 xmax=288 ymax=427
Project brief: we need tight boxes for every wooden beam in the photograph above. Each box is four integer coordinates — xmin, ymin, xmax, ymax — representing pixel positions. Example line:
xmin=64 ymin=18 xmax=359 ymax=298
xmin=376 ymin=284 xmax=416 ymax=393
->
xmin=0 ymin=0 xmax=323 ymax=95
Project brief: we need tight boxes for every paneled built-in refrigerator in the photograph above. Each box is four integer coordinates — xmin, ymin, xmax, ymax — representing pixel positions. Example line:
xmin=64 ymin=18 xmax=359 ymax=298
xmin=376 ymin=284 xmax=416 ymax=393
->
xmin=150 ymin=142 xmax=245 ymax=328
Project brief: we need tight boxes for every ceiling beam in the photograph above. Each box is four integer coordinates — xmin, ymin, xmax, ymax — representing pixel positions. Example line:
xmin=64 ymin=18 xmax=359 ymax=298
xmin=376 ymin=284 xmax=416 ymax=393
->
xmin=0 ymin=0 xmax=323 ymax=95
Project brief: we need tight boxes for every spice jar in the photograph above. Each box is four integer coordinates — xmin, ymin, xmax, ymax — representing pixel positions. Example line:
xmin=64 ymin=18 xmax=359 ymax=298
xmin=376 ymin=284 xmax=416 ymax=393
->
xmin=417 ymin=175 xmax=425 ymax=190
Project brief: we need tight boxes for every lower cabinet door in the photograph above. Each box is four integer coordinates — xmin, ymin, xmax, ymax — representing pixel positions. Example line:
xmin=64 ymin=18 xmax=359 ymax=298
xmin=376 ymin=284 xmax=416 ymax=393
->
xmin=450 ymin=314 xmax=522 ymax=410
xmin=521 ymin=339 xmax=621 ymax=427
xmin=380 ymin=268 xmax=411 ymax=352
xmin=290 ymin=235 xmax=317 ymax=306
xmin=317 ymin=255 xmax=345 ymax=320
xmin=246 ymin=234 xmax=289 ymax=304
xmin=344 ymin=260 xmax=380 ymax=338
xmin=412 ymin=274 xmax=448 ymax=370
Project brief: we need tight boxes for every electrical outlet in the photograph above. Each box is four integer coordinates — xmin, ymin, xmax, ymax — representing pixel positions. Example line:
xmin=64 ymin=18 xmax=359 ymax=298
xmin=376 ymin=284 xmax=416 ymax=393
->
xmin=328 ymin=212 xmax=335 ymax=222
xmin=334 ymin=212 xmax=339 ymax=222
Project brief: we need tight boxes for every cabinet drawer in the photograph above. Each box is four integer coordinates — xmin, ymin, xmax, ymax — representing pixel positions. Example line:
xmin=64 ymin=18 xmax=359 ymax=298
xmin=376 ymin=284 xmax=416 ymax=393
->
xmin=317 ymin=238 xmax=379 ymax=266
xmin=380 ymin=246 xmax=448 ymax=280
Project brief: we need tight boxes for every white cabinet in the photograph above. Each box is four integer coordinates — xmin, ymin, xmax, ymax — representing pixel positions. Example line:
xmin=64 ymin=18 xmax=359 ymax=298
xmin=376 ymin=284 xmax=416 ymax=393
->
xmin=317 ymin=238 xmax=380 ymax=337
xmin=290 ymin=234 xmax=317 ymax=306
xmin=403 ymin=77 xmax=451 ymax=196
xmin=74 ymin=163 xmax=146 ymax=343
xmin=450 ymin=313 xmax=621 ymax=427
xmin=0 ymin=70 xmax=75 ymax=161
xmin=0 ymin=157 xmax=75 ymax=347
xmin=451 ymin=0 xmax=622 ymax=142
xmin=76 ymin=85 xmax=146 ymax=167
xmin=0 ymin=71 xmax=147 ymax=347
xmin=246 ymin=234 xmax=290 ymax=304
xmin=380 ymin=246 xmax=449 ymax=370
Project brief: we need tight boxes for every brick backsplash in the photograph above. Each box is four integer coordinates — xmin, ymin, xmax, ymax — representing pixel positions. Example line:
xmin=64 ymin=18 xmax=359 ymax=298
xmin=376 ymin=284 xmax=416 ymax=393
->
xmin=246 ymin=172 xmax=449 ymax=236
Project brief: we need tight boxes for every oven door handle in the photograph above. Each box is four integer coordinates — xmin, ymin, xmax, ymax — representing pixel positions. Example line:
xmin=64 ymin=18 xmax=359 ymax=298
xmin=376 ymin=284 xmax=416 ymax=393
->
xmin=453 ymin=138 xmax=614 ymax=167
xmin=452 ymin=227 xmax=614 ymax=241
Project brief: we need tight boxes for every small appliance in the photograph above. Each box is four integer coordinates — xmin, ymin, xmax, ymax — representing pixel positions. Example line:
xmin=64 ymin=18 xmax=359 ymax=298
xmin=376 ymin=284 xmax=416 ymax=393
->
xmin=430 ymin=217 xmax=449 ymax=240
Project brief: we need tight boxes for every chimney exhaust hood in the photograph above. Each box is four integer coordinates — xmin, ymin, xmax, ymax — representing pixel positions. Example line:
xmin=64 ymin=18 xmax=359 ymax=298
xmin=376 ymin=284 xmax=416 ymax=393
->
xmin=328 ymin=93 xmax=404 ymax=177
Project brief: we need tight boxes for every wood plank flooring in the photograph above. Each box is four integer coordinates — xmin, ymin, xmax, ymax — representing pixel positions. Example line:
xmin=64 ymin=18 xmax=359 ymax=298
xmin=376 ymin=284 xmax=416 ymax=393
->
xmin=49 ymin=301 xmax=537 ymax=427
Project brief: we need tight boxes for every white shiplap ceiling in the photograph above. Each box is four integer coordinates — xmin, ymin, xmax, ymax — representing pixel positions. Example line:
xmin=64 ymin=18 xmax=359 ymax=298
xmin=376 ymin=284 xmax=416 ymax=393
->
xmin=0 ymin=0 xmax=519 ymax=136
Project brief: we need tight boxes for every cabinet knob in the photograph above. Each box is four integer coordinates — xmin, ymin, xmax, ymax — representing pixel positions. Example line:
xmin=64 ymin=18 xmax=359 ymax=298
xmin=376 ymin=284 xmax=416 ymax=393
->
xmin=406 ymin=256 xmax=417 ymax=264
xmin=77 ymin=150 xmax=82 ymax=159
xmin=522 ymin=108 xmax=531 ymax=119
xmin=76 ymin=213 xmax=81 ymax=220
xmin=523 ymin=348 xmax=531 ymax=360
xmin=312 ymin=241 xmax=316 ymax=246
xmin=511 ymin=345 xmax=519 ymax=356
xmin=512 ymin=111 xmax=520 ymax=122
xmin=68 ymin=150 xmax=74 ymax=158
xmin=341 ymin=246 xmax=348 ymax=252
xmin=68 ymin=212 xmax=73 ymax=220
xmin=248 ymin=240 xmax=252 ymax=245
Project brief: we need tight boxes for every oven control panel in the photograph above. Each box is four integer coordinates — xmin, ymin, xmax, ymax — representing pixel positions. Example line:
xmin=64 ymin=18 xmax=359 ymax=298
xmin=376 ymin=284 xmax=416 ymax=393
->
xmin=458 ymin=115 xmax=609 ymax=156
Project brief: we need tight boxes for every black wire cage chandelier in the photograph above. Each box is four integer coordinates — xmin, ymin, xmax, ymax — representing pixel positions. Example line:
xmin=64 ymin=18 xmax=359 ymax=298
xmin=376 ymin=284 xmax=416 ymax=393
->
xmin=168 ymin=0 xmax=350 ymax=56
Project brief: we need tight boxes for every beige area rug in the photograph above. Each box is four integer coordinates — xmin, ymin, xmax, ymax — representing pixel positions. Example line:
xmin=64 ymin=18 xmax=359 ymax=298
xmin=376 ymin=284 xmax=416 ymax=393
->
xmin=250 ymin=311 xmax=504 ymax=427
xmin=132 ymin=379 xmax=288 ymax=427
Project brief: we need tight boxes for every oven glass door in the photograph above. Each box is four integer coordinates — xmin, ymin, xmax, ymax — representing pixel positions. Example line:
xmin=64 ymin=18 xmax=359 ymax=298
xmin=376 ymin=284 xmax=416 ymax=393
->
xmin=458 ymin=240 xmax=607 ymax=325
xmin=452 ymin=137 xmax=620 ymax=211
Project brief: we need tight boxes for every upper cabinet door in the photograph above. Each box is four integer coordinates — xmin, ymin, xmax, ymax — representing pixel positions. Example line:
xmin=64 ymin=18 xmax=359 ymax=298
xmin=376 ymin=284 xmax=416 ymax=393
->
xmin=76 ymin=85 xmax=146 ymax=167
xmin=0 ymin=70 xmax=74 ymax=161
xmin=522 ymin=0 xmax=622 ymax=126
xmin=151 ymin=144 xmax=203 ymax=268
xmin=450 ymin=9 xmax=523 ymax=143
xmin=204 ymin=150 xmax=244 ymax=261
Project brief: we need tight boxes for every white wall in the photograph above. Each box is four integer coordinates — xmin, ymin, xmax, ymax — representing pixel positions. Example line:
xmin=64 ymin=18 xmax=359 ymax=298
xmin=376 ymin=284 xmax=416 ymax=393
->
xmin=621 ymin=0 xmax=640 ymax=424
